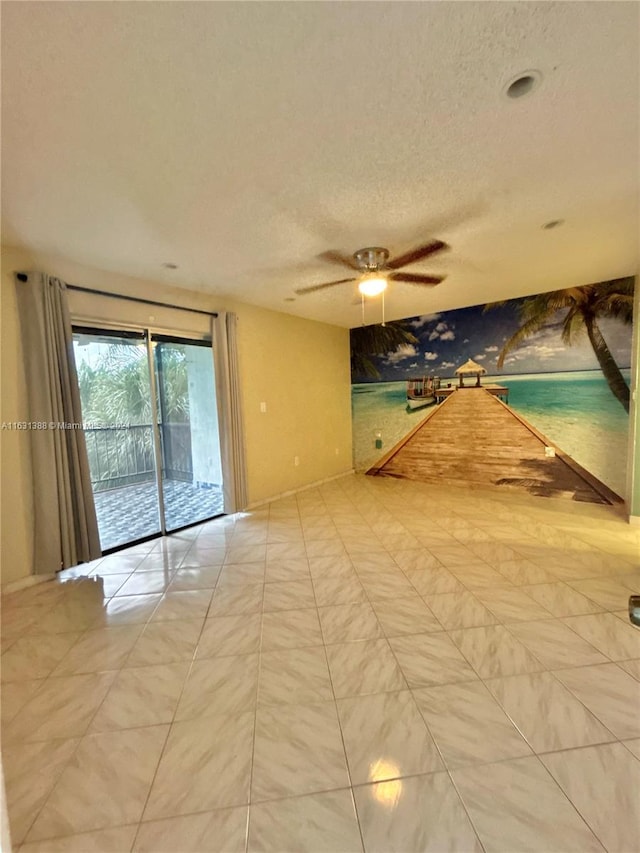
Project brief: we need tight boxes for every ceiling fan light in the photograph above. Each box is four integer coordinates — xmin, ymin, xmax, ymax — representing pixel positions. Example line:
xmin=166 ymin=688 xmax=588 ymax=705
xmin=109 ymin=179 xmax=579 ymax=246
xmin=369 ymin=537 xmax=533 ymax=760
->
xmin=358 ymin=276 xmax=388 ymax=297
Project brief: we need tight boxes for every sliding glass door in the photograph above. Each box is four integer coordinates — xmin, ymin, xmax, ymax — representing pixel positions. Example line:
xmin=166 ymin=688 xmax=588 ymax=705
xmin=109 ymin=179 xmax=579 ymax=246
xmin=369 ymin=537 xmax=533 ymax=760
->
xmin=153 ymin=337 xmax=223 ymax=531
xmin=73 ymin=327 xmax=223 ymax=552
xmin=73 ymin=330 xmax=160 ymax=550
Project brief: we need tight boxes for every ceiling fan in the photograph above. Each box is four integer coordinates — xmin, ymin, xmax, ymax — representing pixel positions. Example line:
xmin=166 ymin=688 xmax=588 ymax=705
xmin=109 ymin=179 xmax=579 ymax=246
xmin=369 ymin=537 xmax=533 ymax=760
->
xmin=294 ymin=239 xmax=449 ymax=297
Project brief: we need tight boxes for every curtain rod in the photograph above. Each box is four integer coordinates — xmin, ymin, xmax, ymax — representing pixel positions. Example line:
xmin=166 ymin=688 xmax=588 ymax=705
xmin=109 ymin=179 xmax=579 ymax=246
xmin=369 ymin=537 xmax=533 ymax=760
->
xmin=16 ymin=273 xmax=218 ymax=318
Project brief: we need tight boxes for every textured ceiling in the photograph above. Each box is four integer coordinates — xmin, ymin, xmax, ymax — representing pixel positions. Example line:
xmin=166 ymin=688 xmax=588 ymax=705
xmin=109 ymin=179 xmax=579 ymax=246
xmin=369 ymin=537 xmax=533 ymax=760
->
xmin=2 ymin=1 xmax=639 ymax=328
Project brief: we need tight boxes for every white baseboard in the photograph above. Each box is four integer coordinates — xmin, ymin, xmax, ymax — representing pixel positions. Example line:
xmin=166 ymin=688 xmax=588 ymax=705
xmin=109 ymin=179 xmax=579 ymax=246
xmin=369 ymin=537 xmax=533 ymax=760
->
xmin=629 ymin=515 xmax=640 ymax=526
xmin=1 ymin=573 xmax=56 ymax=595
xmin=245 ymin=469 xmax=355 ymax=510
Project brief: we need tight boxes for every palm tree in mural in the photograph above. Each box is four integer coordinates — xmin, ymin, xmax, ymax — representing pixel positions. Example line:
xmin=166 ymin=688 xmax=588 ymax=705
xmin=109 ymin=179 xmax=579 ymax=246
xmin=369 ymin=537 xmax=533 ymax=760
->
xmin=486 ymin=277 xmax=634 ymax=411
xmin=351 ymin=321 xmax=419 ymax=380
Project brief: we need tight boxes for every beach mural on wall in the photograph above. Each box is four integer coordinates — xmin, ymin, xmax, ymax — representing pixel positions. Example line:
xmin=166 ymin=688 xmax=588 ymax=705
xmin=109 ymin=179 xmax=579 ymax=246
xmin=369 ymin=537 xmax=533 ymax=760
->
xmin=351 ymin=277 xmax=635 ymax=499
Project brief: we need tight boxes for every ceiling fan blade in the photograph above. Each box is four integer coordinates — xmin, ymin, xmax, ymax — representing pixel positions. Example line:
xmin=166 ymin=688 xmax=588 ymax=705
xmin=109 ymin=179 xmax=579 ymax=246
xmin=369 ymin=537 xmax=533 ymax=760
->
xmin=389 ymin=272 xmax=445 ymax=285
xmin=294 ymin=277 xmax=356 ymax=295
xmin=316 ymin=250 xmax=358 ymax=270
xmin=387 ymin=239 xmax=449 ymax=269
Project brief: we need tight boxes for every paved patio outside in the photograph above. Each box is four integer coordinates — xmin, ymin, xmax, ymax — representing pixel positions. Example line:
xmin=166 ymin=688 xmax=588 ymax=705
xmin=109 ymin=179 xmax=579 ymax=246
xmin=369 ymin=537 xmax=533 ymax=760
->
xmin=94 ymin=479 xmax=224 ymax=551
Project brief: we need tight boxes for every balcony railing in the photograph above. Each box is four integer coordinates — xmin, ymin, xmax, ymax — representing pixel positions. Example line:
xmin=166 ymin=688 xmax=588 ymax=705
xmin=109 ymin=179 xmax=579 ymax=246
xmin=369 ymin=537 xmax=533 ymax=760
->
xmin=84 ymin=423 xmax=193 ymax=491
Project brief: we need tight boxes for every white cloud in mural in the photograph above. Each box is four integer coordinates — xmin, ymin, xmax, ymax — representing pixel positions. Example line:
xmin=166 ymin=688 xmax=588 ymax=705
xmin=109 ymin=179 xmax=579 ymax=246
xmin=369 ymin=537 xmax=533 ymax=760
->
xmin=463 ymin=338 xmax=470 ymax=343
xmin=384 ymin=343 xmax=418 ymax=365
xmin=410 ymin=314 xmax=441 ymax=329
xmin=427 ymin=321 xmax=456 ymax=342
xmin=485 ymin=345 xmax=499 ymax=352
xmin=535 ymin=345 xmax=565 ymax=360
xmin=474 ymin=354 xmax=487 ymax=360
xmin=409 ymin=362 xmax=418 ymax=368
xmin=489 ymin=316 xmax=635 ymax=372
xmin=424 ymin=352 xmax=438 ymax=361
xmin=441 ymin=361 xmax=455 ymax=368
xmin=509 ymin=331 xmax=566 ymax=363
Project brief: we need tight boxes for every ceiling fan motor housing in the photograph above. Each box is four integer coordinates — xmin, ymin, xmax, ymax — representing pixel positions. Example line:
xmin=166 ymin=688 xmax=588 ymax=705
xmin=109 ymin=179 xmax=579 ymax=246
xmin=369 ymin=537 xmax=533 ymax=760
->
xmin=353 ymin=247 xmax=390 ymax=272
xmin=293 ymin=240 xmax=446 ymax=296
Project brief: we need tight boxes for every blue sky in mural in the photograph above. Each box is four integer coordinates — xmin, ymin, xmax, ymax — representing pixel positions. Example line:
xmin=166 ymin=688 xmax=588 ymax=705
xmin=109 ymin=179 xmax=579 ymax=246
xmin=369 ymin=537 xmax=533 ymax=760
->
xmin=351 ymin=299 xmax=633 ymax=383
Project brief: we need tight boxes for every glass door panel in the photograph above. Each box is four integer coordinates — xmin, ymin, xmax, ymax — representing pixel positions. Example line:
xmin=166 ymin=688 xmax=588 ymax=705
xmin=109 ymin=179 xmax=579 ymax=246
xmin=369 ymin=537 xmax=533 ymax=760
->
xmin=153 ymin=337 xmax=224 ymax=531
xmin=73 ymin=329 xmax=161 ymax=551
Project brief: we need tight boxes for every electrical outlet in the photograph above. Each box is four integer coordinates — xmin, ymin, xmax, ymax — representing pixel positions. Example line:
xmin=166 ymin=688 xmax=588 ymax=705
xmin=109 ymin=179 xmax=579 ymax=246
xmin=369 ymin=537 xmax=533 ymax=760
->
xmin=260 ymin=402 xmax=267 ymax=413
xmin=294 ymin=456 xmax=300 ymax=466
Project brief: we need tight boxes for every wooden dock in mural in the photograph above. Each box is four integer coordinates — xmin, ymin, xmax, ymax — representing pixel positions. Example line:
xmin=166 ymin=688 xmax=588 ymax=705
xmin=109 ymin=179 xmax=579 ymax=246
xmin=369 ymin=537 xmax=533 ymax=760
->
xmin=435 ymin=383 xmax=509 ymax=403
xmin=368 ymin=388 xmax=621 ymax=505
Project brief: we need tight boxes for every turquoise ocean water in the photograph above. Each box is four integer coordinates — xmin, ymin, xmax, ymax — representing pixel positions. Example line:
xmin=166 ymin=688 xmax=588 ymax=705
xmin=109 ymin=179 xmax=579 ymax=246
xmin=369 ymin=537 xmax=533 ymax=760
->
xmin=352 ymin=369 xmax=631 ymax=496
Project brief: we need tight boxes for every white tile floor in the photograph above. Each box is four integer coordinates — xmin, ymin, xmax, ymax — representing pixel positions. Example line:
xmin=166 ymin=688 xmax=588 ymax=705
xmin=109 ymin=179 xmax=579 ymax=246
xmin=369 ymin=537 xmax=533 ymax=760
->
xmin=2 ymin=474 xmax=639 ymax=852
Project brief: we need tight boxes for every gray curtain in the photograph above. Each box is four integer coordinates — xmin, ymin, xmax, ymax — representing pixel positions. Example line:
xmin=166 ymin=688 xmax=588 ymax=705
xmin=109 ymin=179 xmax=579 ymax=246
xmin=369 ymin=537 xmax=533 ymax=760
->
xmin=212 ymin=312 xmax=248 ymax=512
xmin=15 ymin=272 xmax=101 ymax=574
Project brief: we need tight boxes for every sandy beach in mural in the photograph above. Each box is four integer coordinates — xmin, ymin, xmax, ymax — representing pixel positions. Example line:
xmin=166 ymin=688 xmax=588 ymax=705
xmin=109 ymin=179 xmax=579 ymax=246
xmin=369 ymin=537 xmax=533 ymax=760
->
xmin=353 ymin=369 xmax=631 ymax=497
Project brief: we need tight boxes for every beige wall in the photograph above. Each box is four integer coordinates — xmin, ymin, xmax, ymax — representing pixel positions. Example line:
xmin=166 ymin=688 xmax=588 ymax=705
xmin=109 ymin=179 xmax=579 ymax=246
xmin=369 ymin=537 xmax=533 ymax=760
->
xmin=0 ymin=245 xmax=353 ymax=584
xmin=237 ymin=302 xmax=351 ymax=502
xmin=1 ymin=250 xmax=33 ymax=585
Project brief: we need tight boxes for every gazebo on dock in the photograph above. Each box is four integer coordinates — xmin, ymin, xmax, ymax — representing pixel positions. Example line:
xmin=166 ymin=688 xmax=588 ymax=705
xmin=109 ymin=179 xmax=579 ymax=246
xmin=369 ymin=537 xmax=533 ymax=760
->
xmin=455 ymin=358 xmax=487 ymax=388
